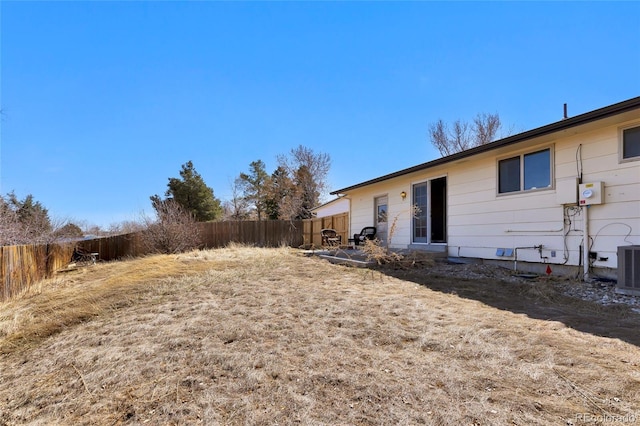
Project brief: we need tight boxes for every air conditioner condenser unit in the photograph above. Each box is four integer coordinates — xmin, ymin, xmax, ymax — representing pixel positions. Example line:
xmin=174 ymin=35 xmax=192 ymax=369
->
xmin=617 ymin=245 xmax=640 ymax=296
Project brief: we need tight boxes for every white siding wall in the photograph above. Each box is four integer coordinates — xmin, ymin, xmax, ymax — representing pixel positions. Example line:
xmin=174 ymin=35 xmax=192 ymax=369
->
xmin=561 ymin=120 xmax=640 ymax=268
xmin=345 ymin=116 xmax=640 ymax=269
xmin=348 ymin=180 xmax=416 ymax=248
xmin=447 ymin=119 xmax=640 ymax=268
xmin=446 ymin=150 xmax=564 ymax=265
xmin=313 ymin=198 xmax=350 ymax=218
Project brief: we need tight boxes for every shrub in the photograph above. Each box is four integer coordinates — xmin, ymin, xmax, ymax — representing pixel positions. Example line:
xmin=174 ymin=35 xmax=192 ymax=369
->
xmin=361 ymin=204 xmax=421 ymax=266
xmin=141 ymin=200 xmax=201 ymax=254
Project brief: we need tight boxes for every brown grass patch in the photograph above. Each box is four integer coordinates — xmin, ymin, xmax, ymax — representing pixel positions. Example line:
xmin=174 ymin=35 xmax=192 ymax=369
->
xmin=1 ymin=245 xmax=639 ymax=425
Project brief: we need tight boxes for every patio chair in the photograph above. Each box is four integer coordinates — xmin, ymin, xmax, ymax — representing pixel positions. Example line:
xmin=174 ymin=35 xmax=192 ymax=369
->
xmin=321 ymin=229 xmax=342 ymax=247
xmin=71 ymin=247 xmax=99 ymax=265
xmin=349 ymin=226 xmax=377 ymax=246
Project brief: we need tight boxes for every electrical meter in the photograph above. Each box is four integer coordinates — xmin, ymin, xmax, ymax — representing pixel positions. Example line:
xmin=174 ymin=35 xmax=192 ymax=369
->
xmin=578 ymin=182 xmax=604 ymax=205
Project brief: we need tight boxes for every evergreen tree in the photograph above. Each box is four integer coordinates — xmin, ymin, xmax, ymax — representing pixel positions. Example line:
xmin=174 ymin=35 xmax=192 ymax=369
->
xmin=152 ymin=161 xmax=222 ymax=222
xmin=263 ymin=166 xmax=292 ymax=220
xmin=239 ymin=160 xmax=269 ymax=220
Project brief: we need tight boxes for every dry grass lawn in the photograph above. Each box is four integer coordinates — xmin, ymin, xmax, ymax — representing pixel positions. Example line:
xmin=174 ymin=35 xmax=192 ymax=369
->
xmin=1 ymin=245 xmax=639 ymax=425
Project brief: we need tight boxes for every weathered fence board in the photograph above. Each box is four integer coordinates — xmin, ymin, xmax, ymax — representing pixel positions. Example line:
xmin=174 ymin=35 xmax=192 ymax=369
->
xmin=1 ymin=242 xmax=75 ymax=302
xmin=198 ymin=220 xmax=304 ymax=248
xmin=302 ymin=212 xmax=349 ymax=248
xmin=77 ymin=233 xmax=147 ymax=262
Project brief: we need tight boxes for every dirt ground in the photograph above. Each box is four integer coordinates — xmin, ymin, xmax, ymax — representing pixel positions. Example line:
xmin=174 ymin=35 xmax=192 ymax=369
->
xmin=1 ymin=246 xmax=639 ymax=425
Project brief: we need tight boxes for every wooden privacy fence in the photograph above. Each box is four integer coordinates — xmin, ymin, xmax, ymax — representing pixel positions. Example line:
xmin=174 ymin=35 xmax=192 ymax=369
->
xmin=0 ymin=242 xmax=76 ymax=302
xmin=198 ymin=220 xmax=304 ymax=248
xmin=0 ymin=217 xmax=345 ymax=302
xmin=75 ymin=219 xmax=330 ymax=254
xmin=1 ymin=232 xmax=153 ymax=303
xmin=76 ymin=232 xmax=149 ymax=262
xmin=302 ymin=212 xmax=349 ymax=248
xmin=75 ymin=221 xmax=306 ymax=260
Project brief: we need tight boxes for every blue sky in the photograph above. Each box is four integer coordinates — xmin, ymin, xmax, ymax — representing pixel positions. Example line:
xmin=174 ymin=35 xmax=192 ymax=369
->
xmin=1 ymin=1 xmax=639 ymax=228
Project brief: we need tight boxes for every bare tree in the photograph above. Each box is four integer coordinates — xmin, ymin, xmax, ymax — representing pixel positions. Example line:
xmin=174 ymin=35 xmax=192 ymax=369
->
xmin=81 ymin=223 xmax=108 ymax=238
xmin=107 ymin=220 xmax=146 ymax=236
xmin=429 ymin=113 xmax=503 ymax=156
xmin=141 ymin=199 xmax=201 ymax=254
xmin=473 ymin=113 xmax=502 ymax=146
xmin=429 ymin=119 xmax=451 ymax=157
xmin=223 ymin=177 xmax=251 ymax=220
xmin=277 ymin=145 xmax=331 ymax=219
xmin=0 ymin=204 xmax=22 ymax=246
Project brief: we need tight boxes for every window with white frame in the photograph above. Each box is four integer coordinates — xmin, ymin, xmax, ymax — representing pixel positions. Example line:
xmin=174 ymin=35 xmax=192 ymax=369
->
xmin=622 ymin=125 xmax=640 ymax=161
xmin=498 ymin=148 xmax=552 ymax=194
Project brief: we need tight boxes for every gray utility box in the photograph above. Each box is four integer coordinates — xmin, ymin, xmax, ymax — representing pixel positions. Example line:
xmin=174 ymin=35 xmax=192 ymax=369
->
xmin=617 ymin=245 xmax=640 ymax=296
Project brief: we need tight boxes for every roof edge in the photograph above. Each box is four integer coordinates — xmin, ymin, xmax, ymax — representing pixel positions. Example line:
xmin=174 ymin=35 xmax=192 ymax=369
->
xmin=331 ymin=96 xmax=640 ymax=195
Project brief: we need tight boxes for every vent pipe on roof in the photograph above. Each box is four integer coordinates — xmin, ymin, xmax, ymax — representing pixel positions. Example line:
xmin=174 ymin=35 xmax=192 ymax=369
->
xmin=563 ymin=103 xmax=568 ymax=119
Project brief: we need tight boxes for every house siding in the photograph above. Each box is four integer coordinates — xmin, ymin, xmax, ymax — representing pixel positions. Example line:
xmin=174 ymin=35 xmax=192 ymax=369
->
xmin=344 ymin=114 xmax=640 ymax=272
xmin=312 ymin=198 xmax=350 ymax=218
xmin=562 ymin=120 xmax=640 ymax=269
xmin=447 ymin=150 xmax=566 ymax=265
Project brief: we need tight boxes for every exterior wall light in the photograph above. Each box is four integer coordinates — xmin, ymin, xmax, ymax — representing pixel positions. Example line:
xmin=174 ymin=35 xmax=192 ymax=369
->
xmin=400 ymin=191 xmax=407 ymax=200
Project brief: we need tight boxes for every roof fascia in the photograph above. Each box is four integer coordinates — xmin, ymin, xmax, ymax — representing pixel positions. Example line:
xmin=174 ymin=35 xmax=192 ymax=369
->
xmin=331 ymin=96 xmax=640 ymax=195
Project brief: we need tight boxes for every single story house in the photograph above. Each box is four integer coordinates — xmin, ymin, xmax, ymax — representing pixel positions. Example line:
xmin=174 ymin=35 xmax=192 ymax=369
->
xmin=331 ymin=97 xmax=640 ymax=284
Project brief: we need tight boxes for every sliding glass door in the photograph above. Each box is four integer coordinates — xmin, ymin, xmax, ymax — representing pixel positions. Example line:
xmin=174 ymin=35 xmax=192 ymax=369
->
xmin=412 ymin=177 xmax=446 ymax=244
